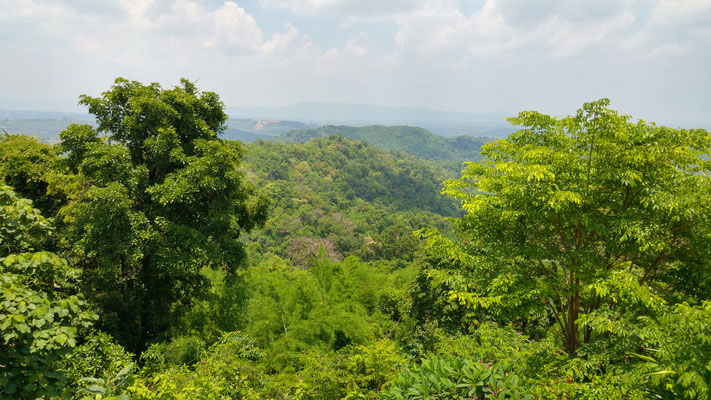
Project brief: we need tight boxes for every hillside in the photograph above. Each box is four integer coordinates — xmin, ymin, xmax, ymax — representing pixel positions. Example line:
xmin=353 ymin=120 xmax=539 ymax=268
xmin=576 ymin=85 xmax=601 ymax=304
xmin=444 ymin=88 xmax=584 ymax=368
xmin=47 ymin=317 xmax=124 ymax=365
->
xmin=276 ymin=125 xmax=494 ymax=163
xmin=241 ymin=135 xmax=458 ymax=265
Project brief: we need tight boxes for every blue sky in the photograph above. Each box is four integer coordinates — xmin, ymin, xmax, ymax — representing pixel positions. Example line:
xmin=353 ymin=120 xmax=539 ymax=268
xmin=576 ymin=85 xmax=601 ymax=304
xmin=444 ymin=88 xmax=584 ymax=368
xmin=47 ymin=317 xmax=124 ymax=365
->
xmin=0 ymin=0 xmax=709 ymax=126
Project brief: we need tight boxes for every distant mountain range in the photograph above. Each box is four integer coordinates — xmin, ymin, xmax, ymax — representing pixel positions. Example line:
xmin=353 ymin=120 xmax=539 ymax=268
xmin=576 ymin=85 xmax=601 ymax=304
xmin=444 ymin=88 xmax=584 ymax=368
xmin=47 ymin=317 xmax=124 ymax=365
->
xmin=227 ymin=102 xmax=514 ymax=137
xmin=1 ymin=102 xmax=515 ymax=143
xmin=0 ymin=110 xmax=94 ymax=143
xmin=0 ymin=109 xmax=316 ymax=143
xmin=222 ymin=119 xmax=318 ymax=142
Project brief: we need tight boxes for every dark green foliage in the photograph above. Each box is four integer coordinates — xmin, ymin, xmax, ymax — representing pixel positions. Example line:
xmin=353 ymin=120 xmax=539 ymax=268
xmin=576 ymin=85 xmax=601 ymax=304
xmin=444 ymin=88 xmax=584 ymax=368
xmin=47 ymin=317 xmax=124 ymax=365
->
xmin=249 ymin=135 xmax=456 ymax=215
xmin=59 ymin=78 xmax=269 ymax=351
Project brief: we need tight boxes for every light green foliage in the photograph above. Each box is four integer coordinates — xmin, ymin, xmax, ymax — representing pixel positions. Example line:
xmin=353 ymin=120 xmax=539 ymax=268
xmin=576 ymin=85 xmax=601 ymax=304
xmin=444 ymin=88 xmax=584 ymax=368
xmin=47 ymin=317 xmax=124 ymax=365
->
xmin=341 ymin=339 xmax=406 ymax=398
xmin=58 ymin=78 xmax=269 ymax=351
xmin=130 ymin=333 xmax=405 ymax=400
xmin=0 ymin=186 xmax=95 ymax=399
xmin=128 ymin=331 xmax=266 ymax=400
xmin=290 ymin=339 xmax=406 ymax=400
xmin=382 ymin=356 xmax=533 ymax=400
xmin=423 ymin=99 xmax=711 ymax=355
xmin=74 ymin=363 xmax=134 ymax=400
xmin=217 ymin=256 xmax=414 ymax=352
xmin=164 ymin=255 xmax=415 ymax=398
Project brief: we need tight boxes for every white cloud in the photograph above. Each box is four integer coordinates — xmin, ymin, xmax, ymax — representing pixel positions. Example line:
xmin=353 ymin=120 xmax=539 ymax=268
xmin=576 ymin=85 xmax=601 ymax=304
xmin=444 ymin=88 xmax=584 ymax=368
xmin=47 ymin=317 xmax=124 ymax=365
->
xmin=261 ymin=24 xmax=302 ymax=56
xmin=647 ymin=42 xmax=691 ymax=57
xmin=620 ymin=31 xmax=652 ymax=50
xmin=385 ymin=0 xmax=638 ymax=61
xmin=544 ymin=12 xmax=636 ymax=57
xmin=206 ymin=2 xmax=264 ymax=53
xmin=0 ymin=0 xmax=708 ymax=125
xmin=343 ymin=40 xmax=368 ymax=57
xmin=649 ymin=0 xmax=711 ymax=26
xmin=0 ymin=0 xmax=67 ymax=19
xmin=258 ymin=0 xmax=429 ymax=18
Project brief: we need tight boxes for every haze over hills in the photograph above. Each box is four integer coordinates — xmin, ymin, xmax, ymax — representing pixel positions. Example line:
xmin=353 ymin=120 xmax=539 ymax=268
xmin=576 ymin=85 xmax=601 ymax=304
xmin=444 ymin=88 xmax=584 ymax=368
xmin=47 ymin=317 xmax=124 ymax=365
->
xmin=7 ymin=102 xmax=705 ymax=145
xmin=6 ymin=102 xmax=708 ymax=143
xmin=0 ymin=106 xmax=492 ymax=170
xmin=0 ymin=109 xmax=95 ymax=143
xmin=1 ymin=102 xmax=515 ymax=143
xmin=228 ymin=102 xmax=514 ymax=137
xmin=0 ymin=108 xmax=315 ymax=143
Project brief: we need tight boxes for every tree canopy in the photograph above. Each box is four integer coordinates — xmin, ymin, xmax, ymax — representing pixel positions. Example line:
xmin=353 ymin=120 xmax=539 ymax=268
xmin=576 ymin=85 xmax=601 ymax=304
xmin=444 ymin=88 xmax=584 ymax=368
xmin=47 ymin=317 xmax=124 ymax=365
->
xmin=418 ymin=99 xmax=711 ymax=355
xmin=58 ymin=78 xmax=269 ymax=351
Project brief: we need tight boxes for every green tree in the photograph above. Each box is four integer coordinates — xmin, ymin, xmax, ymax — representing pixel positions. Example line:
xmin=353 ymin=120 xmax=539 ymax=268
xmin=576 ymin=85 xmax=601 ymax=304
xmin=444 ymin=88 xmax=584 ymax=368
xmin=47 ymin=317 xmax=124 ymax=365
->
xmin=0 ymin=185 xmax=96 ymax=398
xmin=420 ymin=99 xmax=711 ymax=355
xmin=0 ymin=135 xmax=65 ymax=216
xmin=59 ymin=78 xmax=269 ymax=351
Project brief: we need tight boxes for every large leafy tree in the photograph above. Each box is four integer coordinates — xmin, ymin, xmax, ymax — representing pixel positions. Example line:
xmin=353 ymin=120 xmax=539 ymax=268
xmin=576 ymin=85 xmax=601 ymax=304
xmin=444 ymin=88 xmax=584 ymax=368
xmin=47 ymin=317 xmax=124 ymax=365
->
xmin=417 ymin=99 xmax=711 ymax=355
xmin=59 ymin=78 xmax=269 ymax=351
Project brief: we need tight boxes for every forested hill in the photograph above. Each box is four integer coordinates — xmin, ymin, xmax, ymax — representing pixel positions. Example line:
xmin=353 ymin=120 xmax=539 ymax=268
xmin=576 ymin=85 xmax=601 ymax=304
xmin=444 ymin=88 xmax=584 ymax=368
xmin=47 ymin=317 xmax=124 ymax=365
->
xmin=276 ymin=125 xmax=494 ymax=162
xmin=241 ymin=135 xmax=458 ymax=265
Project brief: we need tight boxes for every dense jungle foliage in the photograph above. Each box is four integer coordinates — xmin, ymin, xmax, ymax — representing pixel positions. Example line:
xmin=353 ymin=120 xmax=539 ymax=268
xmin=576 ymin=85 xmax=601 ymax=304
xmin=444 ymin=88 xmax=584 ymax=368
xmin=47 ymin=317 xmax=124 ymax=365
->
xmin=1 ymin=79 xmax=710 ymax=400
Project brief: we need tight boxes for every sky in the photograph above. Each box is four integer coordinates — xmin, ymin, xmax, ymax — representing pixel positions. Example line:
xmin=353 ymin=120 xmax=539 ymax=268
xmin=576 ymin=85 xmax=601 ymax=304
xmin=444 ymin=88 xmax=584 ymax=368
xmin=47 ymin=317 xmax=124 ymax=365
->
xmin=0 ymin=0 xmax=709 ymax=126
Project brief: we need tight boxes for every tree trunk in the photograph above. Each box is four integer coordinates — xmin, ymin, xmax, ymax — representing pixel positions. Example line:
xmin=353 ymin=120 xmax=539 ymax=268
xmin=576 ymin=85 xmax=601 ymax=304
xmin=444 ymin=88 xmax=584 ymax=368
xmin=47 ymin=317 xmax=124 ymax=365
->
xmin=565 ymin=292 xmax=580 ymax=356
